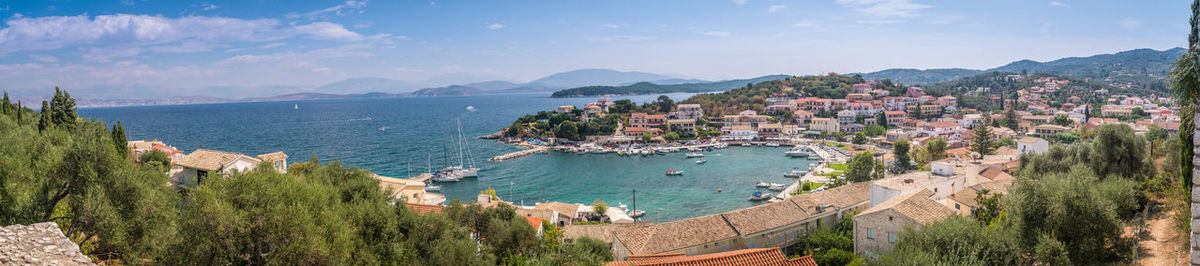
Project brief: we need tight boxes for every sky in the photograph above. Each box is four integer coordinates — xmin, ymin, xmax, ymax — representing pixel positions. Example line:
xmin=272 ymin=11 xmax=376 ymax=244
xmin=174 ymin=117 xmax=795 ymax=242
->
xmin=0 ymin=0 xmax=1190 ymax=98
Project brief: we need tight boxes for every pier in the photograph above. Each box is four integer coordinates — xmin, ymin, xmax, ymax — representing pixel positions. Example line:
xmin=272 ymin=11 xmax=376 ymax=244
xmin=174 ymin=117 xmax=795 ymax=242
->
xmin=490 ymin=146 xmax=549 ymax=161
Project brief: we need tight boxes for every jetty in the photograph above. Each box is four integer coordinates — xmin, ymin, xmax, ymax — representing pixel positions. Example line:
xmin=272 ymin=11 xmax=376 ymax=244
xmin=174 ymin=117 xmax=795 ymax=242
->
xmin=490 ymin=146 xmax=549 ymax=161
xmin=410 ymin=173 xmax=434 ymax=182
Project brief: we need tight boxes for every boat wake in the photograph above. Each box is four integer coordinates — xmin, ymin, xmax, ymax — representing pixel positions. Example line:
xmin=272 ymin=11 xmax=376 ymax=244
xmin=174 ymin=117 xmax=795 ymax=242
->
xmin=348 ymin=117 xmax=373 ymax=122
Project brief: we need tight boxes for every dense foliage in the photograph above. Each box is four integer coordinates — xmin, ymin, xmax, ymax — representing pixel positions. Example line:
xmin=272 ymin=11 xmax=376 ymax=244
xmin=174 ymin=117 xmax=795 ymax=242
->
xmin=680 ymin=74 xmax=881 ymax=117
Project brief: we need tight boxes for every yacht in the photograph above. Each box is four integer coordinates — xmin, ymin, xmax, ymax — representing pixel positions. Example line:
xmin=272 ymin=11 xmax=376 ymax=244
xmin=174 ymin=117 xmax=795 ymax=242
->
xmin=748 ymin=191 xmax=772 ymax=201
xmin=628 ymin=209 xmax=646 ymax=218
xmin=685 ymin=152 xmax=704 ymax=158
xmin=695 ymin=158 xmax=707 ymax=164
xmin=754 ymin=181 xmax=771 ymax=188
xmin=665 ymin=169 xmax=684 ymax=176
xmin=767 ymin=184 xmax=786 ymax=191
xmin=784 ymin=168 xmax=808 ymax=178
xmin=765 ymin=143 xmax=780 ymax=147
xmin=425 ymin=183 xmax=442 ymax=192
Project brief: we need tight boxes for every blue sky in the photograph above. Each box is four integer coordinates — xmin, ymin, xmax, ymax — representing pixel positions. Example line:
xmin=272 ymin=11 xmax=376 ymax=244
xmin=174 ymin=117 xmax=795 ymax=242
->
xmin=0 ymin=0 xmax=1190 ymax=98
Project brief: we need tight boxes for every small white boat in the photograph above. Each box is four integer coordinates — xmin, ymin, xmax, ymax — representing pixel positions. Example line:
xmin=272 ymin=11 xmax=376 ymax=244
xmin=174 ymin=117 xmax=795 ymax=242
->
xmin=695 ymin=158 xmax=707 ymax=164
xmin=754 ymin=181 xmax=771 ymax=188
xmin=741 ymin=143 xmax=752 ymax=147
xmin=425 ymin=183 xmax=442 ymax=192
xmin=666 ymin=169 xmax=684 ymax=176
xmin=784 ymin=168 xmax=808 ymax=178
xmin=294 ymin=104 xmax=299 ymax=110
xmin=767 ymin=184 xmax=785 ymax=191
xmin=748 ymin=191 xmax=772 ymax=201
xmin=765 ymin=143 xmax=780 ymax=147
xmin=685 ymin=152 xmax=705 ymax=158
xmin=628 ymin=209 xmax=646 ymax=218
xmin=590 ymin=149 xmax=608 ymax=154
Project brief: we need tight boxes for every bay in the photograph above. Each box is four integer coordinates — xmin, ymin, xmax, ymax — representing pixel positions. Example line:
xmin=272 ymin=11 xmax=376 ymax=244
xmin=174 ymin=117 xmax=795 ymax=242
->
xmin=79 ymin=93 xmax=815 ymax=222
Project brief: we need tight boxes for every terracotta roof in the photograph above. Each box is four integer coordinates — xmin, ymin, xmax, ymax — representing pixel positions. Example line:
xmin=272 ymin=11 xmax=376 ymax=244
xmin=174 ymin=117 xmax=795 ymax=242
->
xmin=175 ymin=149 xmax=260 ymax=171
xmin=609 ymin=247 xmax=809 ymax=266
xmin=612 ymin=214 xmax=740 ymax=255
xmin=1016 ymin=136 xmax=1044 ymax=144
xmin=524 ymin=216 xmax=544 ymax=231
xmin=405 ymin=203 xmax=443 ymax=215
xmin=536 ymin=202 xmax=581 ymax=220
xmin=970 ymin=179 xmax=1014 ymax=195
xmin=516 ymin=208 xmax=557 ymax=223
xmin=947 ymin=188 xmax=981 ymax=209
xmin=858 ymin=189 xmax=955 ymax=225
xmin=563 ymin=223 xmax=654 ymax=243
xmin=721 ymin=197 xmax=814 ymax=236
xmin=979 ymin=167 xmax=1014 ymax=181
xmin=255 ymin=151 xmax=288 ymax=162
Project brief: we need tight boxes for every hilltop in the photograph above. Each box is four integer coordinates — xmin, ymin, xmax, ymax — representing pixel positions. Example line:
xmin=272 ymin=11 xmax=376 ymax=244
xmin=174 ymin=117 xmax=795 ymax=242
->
xmin=859 ymin=48 xmax=1183 ymax=86
xmin=549 ymin=75 xmax=791 ymax=98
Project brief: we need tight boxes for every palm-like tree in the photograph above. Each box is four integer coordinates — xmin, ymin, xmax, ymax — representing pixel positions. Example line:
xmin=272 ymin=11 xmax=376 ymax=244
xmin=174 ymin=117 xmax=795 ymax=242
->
xmin=1170 ymin=0 xmax=1200 ymax=260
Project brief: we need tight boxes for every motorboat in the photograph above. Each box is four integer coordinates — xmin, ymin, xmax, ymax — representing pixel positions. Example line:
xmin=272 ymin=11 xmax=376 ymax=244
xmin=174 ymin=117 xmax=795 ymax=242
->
xmin=431 ymin=170 xmax=463 ymax=182
xmin=666 ymin=169 xmax=684 ymax=176
xmin=754 ymin=181 xmax=771 ymax=188
xmin=767 ymin=184 xmax=786 ymax=191
xmin=425 ymin=183 xmax=442 ymax=192
xmin=628 ymin=209 xmax=646 ymax=218
xmin=741 ymin=143 xmax=752 ymax=147
xmin=590 ymin=149 xmax=608 ymax=154
xmin=765 ymin=143 xmax=780 ymax=147
xmin=748 ymin=191 xmax=773 ymax=201
xmin=685 ymin=152 xmax=705 ymax=158
xmin=784 ymin=168 xmax=808 ymax=178
xmin=786 ymin=149 xmax=809 ymax=158
xmin=695 ymin=158 xmax=707 ymax=164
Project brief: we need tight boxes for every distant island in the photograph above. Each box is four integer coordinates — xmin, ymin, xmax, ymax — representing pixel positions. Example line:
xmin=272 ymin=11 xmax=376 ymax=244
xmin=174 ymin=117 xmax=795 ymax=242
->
xmin=549 ymin=75 xmax=791 ymax=98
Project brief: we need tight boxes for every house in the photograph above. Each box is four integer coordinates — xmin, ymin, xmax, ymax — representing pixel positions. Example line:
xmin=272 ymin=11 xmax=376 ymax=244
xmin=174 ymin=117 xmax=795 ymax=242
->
xmin=809 ymin=118 xmax=839 ymax=134
xmin=1033 ymin=124 xmax=1072 ymax=137
xmin=958 ymin=114 xmax=982 ymax=129
xmin=721 ymin=125 xmax=758 ymax=141
xmin=172 ymin=149 xmax=282 ymax=188
xmin=667 ymin=119 xmax=697 ymax=135
xmin=536 ymin=202 xmax=582 ymax=227
xmin=837 ymin=110 xmax=857 ymax=125
xmin=884 ymin=111 xmax=907 ymax=126
xmin=584 ymin=105 xmax=607 ymax=122
xmin=721 ymin=110 xmax=770 ymax=127
xmin=672 ymin=104 xmax=704 ymax=120
xmin=906 ymin=87 xmax=925 ymax=97
xmin=608 ymin=247 xmax=818 ymax=266
xmin=944 ymin=180 xmax=1012 ymax=216
xmin=757 ymin=123 xmax=783 ymax=137
xmin=625 ymin=127 xmax=663 ymax=137
xmin=126 ymin=140 xmax=184 ymax=163
xmin=525 ymin=216 xmax=545 ymax=236
xmin=376 ymin=174 xmax=445 ymax=205
xmin=556 ymin=105 xmax=575 ymax=113
xmin=847 ymin=93 xmax=873 ymax=102
xmin=1016 ymin=137 xmax=1049 ymax=154
xmin=564 ymin=223 xmax=654 ymax=244
xmin=853 ymin=189 xmax=956 ymax=256
xmin=256 ymin=152 xmax=289 ymax=173
xmin=631 ymin=113 xmax=667 ymax=128
xmin=869 ymin=171 xmax=965 ymax=207
xmin=791 ymin=110 xmax=814 ymax=126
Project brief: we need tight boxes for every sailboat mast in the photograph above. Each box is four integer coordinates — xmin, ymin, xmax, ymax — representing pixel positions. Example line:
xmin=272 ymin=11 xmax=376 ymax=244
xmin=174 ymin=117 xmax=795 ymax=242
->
xmin=457 ymin=119 xmax=465 ymax=167
xmin=427 ymin=153 xmax=432 ymax=173
xmin=443 ymin=143 xmax=449 ymax=168
xmin=461 ymin=119 xmax=477 ymax=168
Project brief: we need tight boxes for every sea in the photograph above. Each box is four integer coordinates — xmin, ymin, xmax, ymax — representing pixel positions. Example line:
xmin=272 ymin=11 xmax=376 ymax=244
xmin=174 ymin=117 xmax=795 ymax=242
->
xmin=79 ymin=93 xmax=816 ymax=222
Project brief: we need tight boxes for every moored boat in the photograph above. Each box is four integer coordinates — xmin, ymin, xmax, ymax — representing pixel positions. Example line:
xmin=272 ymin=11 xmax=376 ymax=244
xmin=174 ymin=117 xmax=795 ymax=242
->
xmin=665 ymin=169 xmax=684 ymax=176
xmin=784 ymin=168 xmax=808 ymax=178
xmin=748 ymin=191 xmax=772 ymax=201
xmin=685 ymin=152 xmax=704 ymax=158
xmin=767 ymin=184 xmax=785 ymax=191
xmin=628 ymin=209 xmax=646 ymax=218
xmin=695 ymin=158 xmax=707 ymax=164
xmin=754 ymin=181 xmax=770 ymax=188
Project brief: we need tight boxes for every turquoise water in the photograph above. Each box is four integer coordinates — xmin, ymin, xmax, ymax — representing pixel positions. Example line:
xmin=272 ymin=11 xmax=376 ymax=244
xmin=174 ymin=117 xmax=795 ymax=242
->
xmin=79 ymin=93 xmax=814 ymax=222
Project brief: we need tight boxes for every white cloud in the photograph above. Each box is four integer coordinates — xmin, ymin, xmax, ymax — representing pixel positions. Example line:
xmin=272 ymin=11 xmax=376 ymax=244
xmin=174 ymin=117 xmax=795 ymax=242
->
xmin=201 ymin=3 xmax=220 ymax=11
xmin=835 ymin=0 xmax=930 ymax=19
xmin=291 ymin=22 xmax=363 ymax=41
xmin=215 ymin=43 xmax=374 ymax=67
xmin=260 ymin=42 xmax=287 ymax=49
xmin=28 ymin=54 xmax=58 ymax=63
xmin=284 ymin=0 xmax=369 ymax=20
xmin=1048 ymin=1 xmax=1069 ymax=8
xmin=311 ymin=67 xmax=331 ymax=72
xmin=150 ymin=40 xmax=214 ymax=53
xmin=393 ymin=67 xmax=424 ymax=72
xmin=486 ymin=23 xmax=505 ymax=30
xmin=587 ymin=35 xmax=656 ymax=42
xmin=768 ymin=5 xmax=786 ymax=13
xmin=701 ymin=31 xmax=732 ymax=37
xmin=0 ymin=14 xmax=366 ymax=57
xmin=1119 ymin=18 xmax=1144 ymax=29
xmin=732 ymin=0 xmax=749 ymax=5
xmin=600 ymin=24 xmax=623 ymax=29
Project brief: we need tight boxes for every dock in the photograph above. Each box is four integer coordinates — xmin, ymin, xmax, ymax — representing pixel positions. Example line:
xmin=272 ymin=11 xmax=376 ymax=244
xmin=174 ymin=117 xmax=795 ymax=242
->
xmin=410 ymin=173 xmax=434 ymax=182
xmin=490 ymin=146 xmax=549 ymax=161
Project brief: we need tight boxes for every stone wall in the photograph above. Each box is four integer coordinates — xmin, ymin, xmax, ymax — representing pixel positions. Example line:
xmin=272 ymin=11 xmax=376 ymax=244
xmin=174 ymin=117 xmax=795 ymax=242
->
xmin=1192 ymin=111 xmax=1200 ymax=265
xmin=0 ymin=222 xmax=93 ymax=265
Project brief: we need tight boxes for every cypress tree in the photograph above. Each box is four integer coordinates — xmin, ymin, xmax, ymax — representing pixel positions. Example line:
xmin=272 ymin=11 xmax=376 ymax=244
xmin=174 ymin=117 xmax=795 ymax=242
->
xmin=2 ymin=91 xmax=9 ymax=115
xmin=1182 ymin=0 xmax=1199 ymax=188
xmin=112 ymin=121 xmax=128 ymax=158
xmin=970 ymin=116 xmax=996 ymax=159
xmin=15 ymin=100 xmax=21 ymax=123
xmin=38 ymin=100 xmax=50 ymax=132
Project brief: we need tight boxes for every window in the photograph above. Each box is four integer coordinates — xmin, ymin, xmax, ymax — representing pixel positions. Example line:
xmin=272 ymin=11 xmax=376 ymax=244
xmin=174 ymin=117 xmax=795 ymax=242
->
xmin=867 ymin=229 xmax=875 ymax=239
xmin=197 ymin=170 xmax=208 ymax=185
xmin=955 ymin=203 xmax=961 ymax=210
xmin=888 ymin=233 xmax=896 ymax=243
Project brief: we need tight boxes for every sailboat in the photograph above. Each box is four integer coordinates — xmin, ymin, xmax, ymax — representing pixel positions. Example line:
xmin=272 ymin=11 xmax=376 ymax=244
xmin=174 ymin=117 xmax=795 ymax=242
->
xmin=442 ymin=118 xmax=480 ymax=178
xmin=294 ymin=103 xmax=299 ymax=110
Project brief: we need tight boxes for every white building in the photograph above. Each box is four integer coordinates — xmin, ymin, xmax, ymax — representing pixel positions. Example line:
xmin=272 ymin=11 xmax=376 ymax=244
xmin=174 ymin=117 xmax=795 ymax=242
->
xmin=1016 ymin=137 xmax=1049 ymax=155
xmin=171 ymin=149 xmax=288 ymax=188
xmin=868 ymin=171 xmax=965 ymax=207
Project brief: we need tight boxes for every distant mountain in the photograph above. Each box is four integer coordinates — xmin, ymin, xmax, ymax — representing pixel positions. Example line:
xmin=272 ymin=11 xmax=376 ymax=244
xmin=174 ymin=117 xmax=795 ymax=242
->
xmin=619 ymin=78 xmax=710 ymax=86
xmin=410 ymin=85 xmax=485 ymax=96
xmin=857 ymin=48 xmax=1184 ymax=85
xmin=859 ymin=68 xmax=982 ymax=85
xmin=527 ymin=69 xmax=679 ymax=88
xmin=241 ymin=92 xmax=406 ymax=102
xmin=550 ymin=75 xmax=791 ymax=98
xmin=313 ymin=77 xmax=419 ymax=93
xmin=988 ymin=47 xmax=1184 ymax=82
xmin=464 ymin=80 xmax=522 ymax=91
